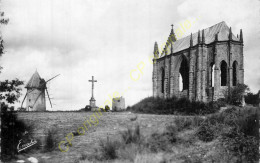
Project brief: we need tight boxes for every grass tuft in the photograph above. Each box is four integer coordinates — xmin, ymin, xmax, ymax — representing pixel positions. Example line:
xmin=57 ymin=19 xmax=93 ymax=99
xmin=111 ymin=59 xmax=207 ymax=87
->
xmin=99 ymin=136 xmax=119 ymax=160
xmin=44 ymin=127 xmax=60 ymax=152
xmin=120 ymin=125 xmax=141 ymax=144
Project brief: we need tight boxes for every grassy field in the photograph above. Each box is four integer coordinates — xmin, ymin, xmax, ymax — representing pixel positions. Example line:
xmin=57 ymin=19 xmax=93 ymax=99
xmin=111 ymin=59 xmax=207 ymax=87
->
xmin=10 ymin=105 xmax=259 ymax=163
xmin=15 ymin=112 xmax=176 ymax=163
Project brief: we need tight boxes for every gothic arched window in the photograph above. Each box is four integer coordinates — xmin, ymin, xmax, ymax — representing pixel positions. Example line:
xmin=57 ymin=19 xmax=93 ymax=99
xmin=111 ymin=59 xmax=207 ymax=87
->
xmin=220 ymin=60 xmax=228 ymax=86
xmin=233 ymin=61 xmax=238 ymax=86
xmin=161 ymin=68 xmax=165 ymax=93
xmin=210 ymin=63 xmax=215 ymax=87
xmin=179 ymin=56 xmax=189 ymax=91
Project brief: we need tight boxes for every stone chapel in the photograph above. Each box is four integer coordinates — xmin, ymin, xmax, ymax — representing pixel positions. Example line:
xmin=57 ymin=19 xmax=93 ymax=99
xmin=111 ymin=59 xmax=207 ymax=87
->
xmin=152 ymin=21 xmax=244 ymax=102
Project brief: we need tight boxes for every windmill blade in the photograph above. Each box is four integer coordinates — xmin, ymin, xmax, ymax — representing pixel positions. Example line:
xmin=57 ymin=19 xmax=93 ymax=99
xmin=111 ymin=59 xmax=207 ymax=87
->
xmin=46 ymin=74 xmax=60 ymax=83
xmin=46 ymin=88 xmax=52 ymax=108
xmin=21 ymin=93 xmax=28 ymax=108
xmin=25 ymin=74 xmax=59 ymax=95
xmin=32 ymin=92 xmax=43 ymax=108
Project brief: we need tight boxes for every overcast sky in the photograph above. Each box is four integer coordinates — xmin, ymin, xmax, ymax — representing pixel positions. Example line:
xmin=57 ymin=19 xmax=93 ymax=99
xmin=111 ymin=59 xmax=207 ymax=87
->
xmin=1 ymin=0 xmax=260 ymax=110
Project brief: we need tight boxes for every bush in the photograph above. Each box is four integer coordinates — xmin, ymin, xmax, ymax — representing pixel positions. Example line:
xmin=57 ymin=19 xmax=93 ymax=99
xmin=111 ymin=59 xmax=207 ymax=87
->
xmin=81 ymin=105 xmax=91 ymax=111
xmin=146 ymin=124 xmax=177 ymax=152
xmin=174 ymin=116 xmax=193 ymax=131
xmin=105 ymin=105 xmax=110 ymax=112
xmin=120 ymin=125 xmax=141 ymax=144
xmin=225 ymin=84 xmax=248 ymax=106
xmin=245 ymin=91 xmax=260 ymax=106
xmin=197 ymin=106 xmax=259 ymax=161
xmin=175 ymin=116 xmax=205 ymax=131
xmin=128 ymin=97 xmax=221 ymax=115
xmin=99 ymin=136 xmax=119 ymax=160
xmin=196 ymin=108 xmax=234 ymax=142
xmin=164 ymin=125 xmax=178 ymax=143
xmin=220 ymin=128 xmax=258 ymax=162
xmin=193 ymin=116 xmax=205 ymax=127
xmin=117 ymin=143 xmax=141 ymax=162
xmin=196 ymin=121 xmax=216 ymax=142
xmin=44 ymin=127 xmax=59 ymax=152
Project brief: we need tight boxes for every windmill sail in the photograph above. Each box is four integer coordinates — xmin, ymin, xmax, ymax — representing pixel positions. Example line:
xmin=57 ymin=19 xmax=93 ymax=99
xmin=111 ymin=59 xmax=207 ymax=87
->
xmin=46 ymin=88 xmax=52 ymax=108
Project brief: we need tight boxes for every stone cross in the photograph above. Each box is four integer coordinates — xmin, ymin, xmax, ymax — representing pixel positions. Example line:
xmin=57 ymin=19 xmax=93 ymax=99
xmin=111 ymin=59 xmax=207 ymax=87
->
xmin=88 ymin=76 xmax=97 ymax=99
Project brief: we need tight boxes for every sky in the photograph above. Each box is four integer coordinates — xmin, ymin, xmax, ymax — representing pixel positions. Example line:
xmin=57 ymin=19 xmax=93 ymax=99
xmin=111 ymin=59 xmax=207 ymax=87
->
xmin=1 ymin=0 xmax=260 ymax=110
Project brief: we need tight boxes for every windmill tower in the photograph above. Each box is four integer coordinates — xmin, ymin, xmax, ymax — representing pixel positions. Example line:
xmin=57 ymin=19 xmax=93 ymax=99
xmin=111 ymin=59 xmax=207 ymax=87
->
xmin=21 ymin=71 xmax=59 ymax=111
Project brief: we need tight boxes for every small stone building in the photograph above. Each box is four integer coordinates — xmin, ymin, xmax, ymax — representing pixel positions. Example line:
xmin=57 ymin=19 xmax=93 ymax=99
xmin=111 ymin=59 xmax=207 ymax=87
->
xmin=152 ymin=21 xmax=244 ymax=102
xmin=112 ymin=96 xmax=125 ymax=111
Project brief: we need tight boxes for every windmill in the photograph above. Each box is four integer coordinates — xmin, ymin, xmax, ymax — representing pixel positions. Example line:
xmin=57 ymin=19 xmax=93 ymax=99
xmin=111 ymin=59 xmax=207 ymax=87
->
xmin=21 ymin=71 xmax=59 ymax=111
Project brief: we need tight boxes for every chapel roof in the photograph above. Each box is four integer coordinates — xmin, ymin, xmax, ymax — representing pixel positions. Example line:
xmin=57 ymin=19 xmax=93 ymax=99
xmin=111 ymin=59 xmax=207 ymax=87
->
xmin=161 ymin=21 xmax=240 ymax=57
xmin=25 ymin=71 xmax=44 ymax=88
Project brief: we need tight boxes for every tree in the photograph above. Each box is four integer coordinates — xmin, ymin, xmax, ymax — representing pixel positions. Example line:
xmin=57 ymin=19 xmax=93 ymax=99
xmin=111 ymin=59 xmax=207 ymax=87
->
xmin=0 ymin=11 xmax=24 ymax=105
xmin=0 ymin=79 xmax=24 ymax=104
xmin=245 ymin=91 xmax=260 ymax=106
xmin=225 ymin=84 xmax=249 ymax=106
xmin=0 ymin=11 xmax=9 ymax=73
xmin=105 ymin=105 xmax=110 ymax=111
xmin=0 ymin=12 xmax=9 ymax=53
xmin=0 ymin=11 xmax=30 ymax=161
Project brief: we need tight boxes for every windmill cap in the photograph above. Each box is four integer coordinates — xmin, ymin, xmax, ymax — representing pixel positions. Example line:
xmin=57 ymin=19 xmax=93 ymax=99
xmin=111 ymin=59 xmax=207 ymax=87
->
xmin=25 ymin=71 xmax=45 ymax=89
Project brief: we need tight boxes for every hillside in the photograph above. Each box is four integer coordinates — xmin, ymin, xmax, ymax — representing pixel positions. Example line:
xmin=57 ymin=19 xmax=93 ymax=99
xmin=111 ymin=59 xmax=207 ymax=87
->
xmin=15 ymin=112 xmax=175 ymax=163
xmin=9 ymin=105 xmax=259 ymax=163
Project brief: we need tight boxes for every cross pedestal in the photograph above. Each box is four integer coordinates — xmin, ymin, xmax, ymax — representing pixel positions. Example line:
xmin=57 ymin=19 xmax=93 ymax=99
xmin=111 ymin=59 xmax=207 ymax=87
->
xmin=88 ymin=76 xmax=97 ymax=108
xmin=89 ymin=97 xmax=96 ymax=108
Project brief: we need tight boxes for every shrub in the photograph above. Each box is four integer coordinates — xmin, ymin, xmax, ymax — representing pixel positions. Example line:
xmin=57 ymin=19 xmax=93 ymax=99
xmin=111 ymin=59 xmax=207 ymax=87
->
xmin=220 ymin=128 xmax=258 ymax=162
xmin=174 ymin=116 xmax=193 ymax=131
xmin=197 ymin=106 xmax=259 ymax=161
xmin=44 ymin=127 xmax=59 ymax=152
xmin=126 ymin=106 xmax=131 ymax=111
xmin=220 ymin=107 xmax=258 ymax=138
xmin=117 ymin=143 xmax=140 ymax=162
xmin=196 ymin=113 xmax=226 ymax=142
xmin=105 ymin=105 xmax=110 ymax=112
xmin=81 ymin=105 xmax=91 ymax=111
xmin=192 ymin=116 xmax=205 ymax=127
xmin=120 ymin=125 xmax=141 ymax=144
xmin=146 ymin=124 xmax=177 ymax=152
xmin=128 ymin=97 xmax=221 ymax=115
xmin=147 ymin=132 xmax=169 ymax=152
xmin=196 ymin=122 xmax=215 ymax=142
xmin=164 ymin=125 xmax=178 ymax=143
xmin=245 ymin=91 xmax=260 ymax=106
xmin=225 ymin=83 xmax=248 ymax=106
xmin=175 ymin=116 xmax=204 ymax=131
xmin=99 ymin=136 xmax=119 ymax=160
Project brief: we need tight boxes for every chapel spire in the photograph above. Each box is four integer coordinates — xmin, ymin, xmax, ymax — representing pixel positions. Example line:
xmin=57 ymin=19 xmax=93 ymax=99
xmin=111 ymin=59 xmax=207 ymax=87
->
xmin=229 ymin=27 xmax=232 ymax=40
xmin=153 ymin=42 xmax=159 ymax=58
xmin=190 ymin=33 xmax=193 ymax=47
xmin=198 ymin=30 xmax=201 ymax=44
xmin=202 ymin=29 xmax=205 ymax=44
xmin=168 ymin=24 xmax=176 ymax=54
xmin=169 ymin=24 xmax=177 ymax=42
xmin=215 ymin=32 xmax=218 ymax=41
xmin=240 ymin=29 xmax=243 ymax=43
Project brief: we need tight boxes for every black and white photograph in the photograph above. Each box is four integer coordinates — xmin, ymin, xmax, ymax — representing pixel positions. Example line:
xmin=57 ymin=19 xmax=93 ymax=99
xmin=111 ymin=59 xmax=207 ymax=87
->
xmin=0 ymin=0 xmax=259 ymax=162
